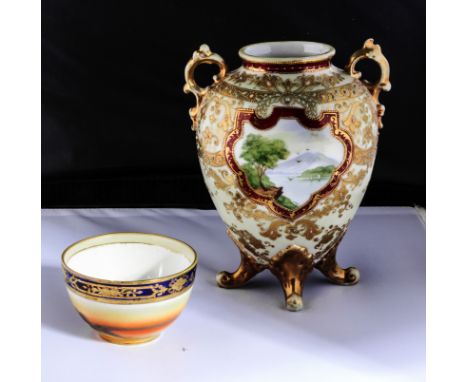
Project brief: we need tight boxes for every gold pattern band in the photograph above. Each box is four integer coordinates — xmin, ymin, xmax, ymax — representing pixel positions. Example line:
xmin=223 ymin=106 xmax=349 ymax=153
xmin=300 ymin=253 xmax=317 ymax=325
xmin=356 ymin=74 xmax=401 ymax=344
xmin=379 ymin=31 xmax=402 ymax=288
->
xmin=212 ymin=78 xmax=367 ymax=120
xmin=242 ymin=59 xmax=331 ymax=73
xmin=66 ymin=284 xmax=194 ymax=304
xmin=64 ymin=267 xmax=196 ymax=304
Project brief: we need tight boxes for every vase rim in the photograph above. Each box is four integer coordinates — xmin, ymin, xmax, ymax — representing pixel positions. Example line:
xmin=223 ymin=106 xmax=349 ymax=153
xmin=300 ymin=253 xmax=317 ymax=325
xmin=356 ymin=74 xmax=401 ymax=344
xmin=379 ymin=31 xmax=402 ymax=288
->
xmin=239 ymin=41 xmax=336 ymax=65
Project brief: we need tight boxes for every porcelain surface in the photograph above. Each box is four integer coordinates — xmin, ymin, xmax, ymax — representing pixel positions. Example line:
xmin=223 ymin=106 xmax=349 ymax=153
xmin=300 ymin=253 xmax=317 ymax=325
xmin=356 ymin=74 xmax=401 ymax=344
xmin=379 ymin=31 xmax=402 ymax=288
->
xmin=184 ymin=40 xmax=390 ymax=310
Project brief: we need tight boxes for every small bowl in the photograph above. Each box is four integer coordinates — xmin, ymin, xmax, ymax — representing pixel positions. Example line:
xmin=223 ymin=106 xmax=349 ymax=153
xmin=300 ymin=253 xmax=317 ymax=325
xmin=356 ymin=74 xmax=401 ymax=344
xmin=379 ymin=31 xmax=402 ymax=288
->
xmin=61 ymin=232 xmax=197 ymax=345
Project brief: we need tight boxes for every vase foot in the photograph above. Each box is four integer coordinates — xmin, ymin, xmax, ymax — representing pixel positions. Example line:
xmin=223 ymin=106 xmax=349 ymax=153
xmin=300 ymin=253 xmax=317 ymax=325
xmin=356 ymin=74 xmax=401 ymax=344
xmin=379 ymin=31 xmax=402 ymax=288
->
xmin=216 ymin=249 xmax=265 ymax=288
xmin=316 ymin=246 xmax=360 ymax=286
xmin=270 ymin=245 xmax=314 ymax=312
xmin=220 ymin=228 xmax=359 ymax=311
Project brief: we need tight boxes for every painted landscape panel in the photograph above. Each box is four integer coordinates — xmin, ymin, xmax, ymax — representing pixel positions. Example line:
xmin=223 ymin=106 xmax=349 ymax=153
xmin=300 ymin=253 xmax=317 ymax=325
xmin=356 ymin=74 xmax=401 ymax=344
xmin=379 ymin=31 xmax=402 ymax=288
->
xmin=234 ymin=118 xmax=345 ymax=210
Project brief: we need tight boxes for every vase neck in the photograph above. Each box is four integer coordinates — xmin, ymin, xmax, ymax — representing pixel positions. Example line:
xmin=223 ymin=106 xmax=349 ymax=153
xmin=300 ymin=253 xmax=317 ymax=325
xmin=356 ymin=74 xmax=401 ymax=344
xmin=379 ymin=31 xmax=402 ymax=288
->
xmin=241 ymin=59 xmax=331 ymax=73
xmin=239 ymin=41 xmax=335 ymax=74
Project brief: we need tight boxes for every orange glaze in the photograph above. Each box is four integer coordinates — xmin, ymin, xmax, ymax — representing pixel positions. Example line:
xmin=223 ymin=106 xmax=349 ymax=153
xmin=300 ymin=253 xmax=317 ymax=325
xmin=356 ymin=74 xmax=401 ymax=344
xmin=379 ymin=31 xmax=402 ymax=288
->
xmin=71 ymin=300 xmax=186 ymax=326
xmin=80 ymin=310 xmax=181 ymax=330
xmin=89 ymin=318 xmax=177 ymax=339
xmin=110 ymin=321 xmax=175 ymax=337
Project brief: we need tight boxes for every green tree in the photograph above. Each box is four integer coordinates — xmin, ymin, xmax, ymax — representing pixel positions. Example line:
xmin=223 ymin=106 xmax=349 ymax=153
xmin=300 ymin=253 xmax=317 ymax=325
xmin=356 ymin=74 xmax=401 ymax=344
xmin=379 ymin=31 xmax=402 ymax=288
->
xmin=240 ymin=134 xmax=289 ymax=189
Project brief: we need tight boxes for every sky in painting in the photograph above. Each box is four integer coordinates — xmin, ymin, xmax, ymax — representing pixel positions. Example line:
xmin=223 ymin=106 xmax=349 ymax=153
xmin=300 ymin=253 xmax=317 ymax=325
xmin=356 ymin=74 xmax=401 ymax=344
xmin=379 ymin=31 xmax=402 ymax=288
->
xmin=234 ymin=118 xmax=345 ymax=166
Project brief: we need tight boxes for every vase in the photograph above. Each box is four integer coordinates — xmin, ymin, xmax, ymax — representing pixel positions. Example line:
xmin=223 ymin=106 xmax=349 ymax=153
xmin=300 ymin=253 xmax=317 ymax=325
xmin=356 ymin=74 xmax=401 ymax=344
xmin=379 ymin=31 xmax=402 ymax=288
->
xmin=183 ymin=40 xmax=390 ymax=311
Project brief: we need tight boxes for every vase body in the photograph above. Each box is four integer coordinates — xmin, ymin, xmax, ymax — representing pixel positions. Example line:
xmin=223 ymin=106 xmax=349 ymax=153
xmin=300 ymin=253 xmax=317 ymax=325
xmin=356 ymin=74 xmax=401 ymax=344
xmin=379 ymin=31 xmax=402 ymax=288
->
xmin=184 ymin=40 xmax=390 ymax=311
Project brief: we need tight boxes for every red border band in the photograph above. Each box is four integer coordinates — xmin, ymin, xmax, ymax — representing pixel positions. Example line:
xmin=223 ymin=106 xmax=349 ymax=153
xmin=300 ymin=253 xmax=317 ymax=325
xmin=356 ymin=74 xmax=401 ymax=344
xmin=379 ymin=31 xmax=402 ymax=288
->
xmin=242 ymin=59 xmax=331 ymax=73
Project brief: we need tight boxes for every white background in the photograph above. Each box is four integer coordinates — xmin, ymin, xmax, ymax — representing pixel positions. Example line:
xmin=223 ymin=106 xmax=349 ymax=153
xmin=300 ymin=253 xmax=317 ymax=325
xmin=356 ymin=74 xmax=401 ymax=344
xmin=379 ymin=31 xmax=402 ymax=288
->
xmin=43 ymin=208 xmax=425 ymax=382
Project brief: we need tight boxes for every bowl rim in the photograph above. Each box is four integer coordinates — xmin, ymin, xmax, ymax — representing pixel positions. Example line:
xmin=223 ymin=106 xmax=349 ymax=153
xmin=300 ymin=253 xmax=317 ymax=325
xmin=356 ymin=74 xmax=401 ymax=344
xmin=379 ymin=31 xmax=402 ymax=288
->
xmin=61 ymin=232 xmax=198 ymax=286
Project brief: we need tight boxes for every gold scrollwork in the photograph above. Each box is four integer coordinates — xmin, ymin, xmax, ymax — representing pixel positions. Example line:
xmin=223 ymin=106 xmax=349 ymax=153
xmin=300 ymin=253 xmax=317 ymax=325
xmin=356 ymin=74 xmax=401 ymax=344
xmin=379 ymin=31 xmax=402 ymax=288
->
xmin=345 ymin=39 xmax=391 ymax=128
xmin=314 ymin=224 xmax=348 ymax=258
xmin=196 ymin=93 xmax=241 ymax=167
xmin=213 ymin=74 xmax=366 ymax=120
xmin=260 ymin=219 xmax=323 ymax=241
xmin=228 ymin=225 xmax=272 ymax=264
xmin=205 ymin=168 xmax=235 ymax=191
xmin=224 ymin=191 xmax=277 ymax=223
xmin=184 ymin=44 xmax=228 ymax=130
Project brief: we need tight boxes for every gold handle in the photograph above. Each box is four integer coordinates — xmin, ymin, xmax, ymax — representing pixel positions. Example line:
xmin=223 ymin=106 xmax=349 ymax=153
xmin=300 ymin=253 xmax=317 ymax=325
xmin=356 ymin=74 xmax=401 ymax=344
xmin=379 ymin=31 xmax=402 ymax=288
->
xmin=345 ymin=39 xmax=391 ymax=128
xmin=183 ymin=44 xmax=227 ymax=130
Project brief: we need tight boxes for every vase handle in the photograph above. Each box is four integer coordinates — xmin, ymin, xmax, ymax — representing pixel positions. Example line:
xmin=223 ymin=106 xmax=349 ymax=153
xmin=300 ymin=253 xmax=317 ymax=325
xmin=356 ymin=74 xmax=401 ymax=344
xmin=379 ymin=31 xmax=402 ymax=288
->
xmin=345 ymin=39 xmax=391 ymax=128
xmin=183 ymin=44 xmax=227 ymax=130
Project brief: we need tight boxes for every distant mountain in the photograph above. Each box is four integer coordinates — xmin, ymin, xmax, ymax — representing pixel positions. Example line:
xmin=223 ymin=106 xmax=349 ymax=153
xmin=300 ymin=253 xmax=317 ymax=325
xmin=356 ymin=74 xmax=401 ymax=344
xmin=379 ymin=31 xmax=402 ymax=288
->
xmin=298 ymin=165 xmax=335 ymax=181
xmin=263 ymin=152 xmax=339 ymax=206
xmin=266 ymin=152 xmax=338 ymax=177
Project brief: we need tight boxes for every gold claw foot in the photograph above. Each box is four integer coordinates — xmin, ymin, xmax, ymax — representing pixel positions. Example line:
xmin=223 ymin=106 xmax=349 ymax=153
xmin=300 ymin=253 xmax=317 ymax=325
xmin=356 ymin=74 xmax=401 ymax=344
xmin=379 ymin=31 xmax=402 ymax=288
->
xmin=270 ymin=245 xmax=314 ymax=312
xmin=316 ymin=247 xmax=360 ymax=286
xmin=216 ymin=250 xmax=265 ymax=289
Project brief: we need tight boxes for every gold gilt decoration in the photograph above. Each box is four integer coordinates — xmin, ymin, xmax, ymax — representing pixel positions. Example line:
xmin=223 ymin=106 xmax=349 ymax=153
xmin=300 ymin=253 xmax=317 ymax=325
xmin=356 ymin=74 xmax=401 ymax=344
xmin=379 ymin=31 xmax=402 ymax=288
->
xmin=219 ymin=225 xmax=358 ymax=311
xmin=213 ymin=73 xmax=366 ymax=120
xmin=196 ymin=94 xmax=241 ymax=167
xmin=228 ymin=225 xmax=273 ymax=264
xmin=218 ymin=228 xmax=316 ymax=311
xmin=345 ymin=38 xmax=391 ymax=128
xmin=184 ymin=44 xmax=228 ymax=130
xmin=223 ymin=191 xmax=276 ymax=223
xmin=260 ymin=219 xmax=322 ymax=241
xmin=197 ymin=144 xmax=226 ymax=167
xmin=337 ymin=98 xmax=378 ymax=172
xmin=223 ymin=164 xmax=370 ymax=241
xmin=228 ymin=71 xmax=345 ymax=88
xmin=314 ymin=223 xmax=348 ymax=258
xmin=64 ymin=268 xmax=196 ymax=304
xmin=205 ymin=168 xmax=235 ymax=191
xmin=220 ymin=94 xmax=377 ymax=240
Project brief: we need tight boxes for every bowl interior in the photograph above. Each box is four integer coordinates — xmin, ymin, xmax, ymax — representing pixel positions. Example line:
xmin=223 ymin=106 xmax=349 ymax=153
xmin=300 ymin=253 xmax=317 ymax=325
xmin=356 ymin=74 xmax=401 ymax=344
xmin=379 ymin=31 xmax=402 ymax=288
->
xmin=63 ymin=233 xmax=196 ymax=282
